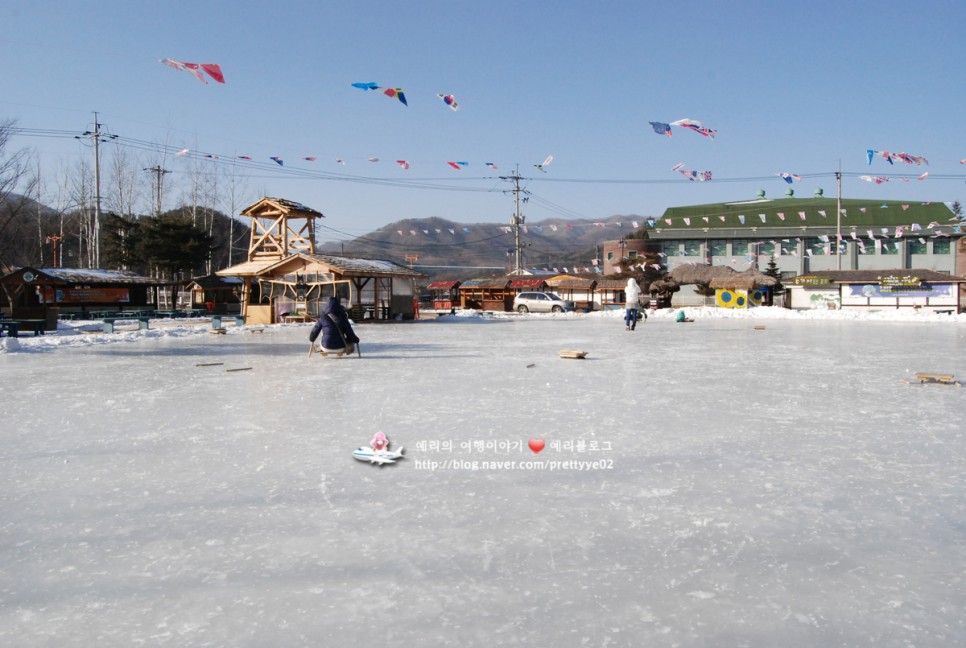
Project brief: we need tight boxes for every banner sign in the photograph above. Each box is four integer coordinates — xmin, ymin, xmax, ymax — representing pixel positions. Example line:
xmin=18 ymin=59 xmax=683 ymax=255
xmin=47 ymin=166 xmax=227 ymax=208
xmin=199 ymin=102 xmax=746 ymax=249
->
xmin=44 ymin=287 xmax=131 ymax=304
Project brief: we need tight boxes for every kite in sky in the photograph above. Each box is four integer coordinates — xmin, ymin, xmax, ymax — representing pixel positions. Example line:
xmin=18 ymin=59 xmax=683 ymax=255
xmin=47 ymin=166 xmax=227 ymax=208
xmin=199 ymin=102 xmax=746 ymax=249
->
xmin=160 ymin=58 xmax=225 ymax=84
xmin=867 ymin=149 xmax=928 ymax=165
xmin=534 ymin=155 xmax=553 ymax=173
xmin=648 ymin=119 xmax=716 ymax=139
xmin=671 ymin=162 xmax=711 ymax=181
xmin=352 ymin=82 xmax=408 ymax=106
xmin=778 ymin=172 xmax=802 ymax=184
xmin=438 ymin=94 xmax=459 ymax=111
xmin=671 ymin=118 xmax=716 ymax=139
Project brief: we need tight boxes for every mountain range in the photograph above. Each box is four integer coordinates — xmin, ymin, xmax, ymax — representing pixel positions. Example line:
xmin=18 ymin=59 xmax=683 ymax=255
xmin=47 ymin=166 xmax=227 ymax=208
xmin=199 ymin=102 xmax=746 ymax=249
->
xmin=317 ymin=215 xmax=644 ymax=280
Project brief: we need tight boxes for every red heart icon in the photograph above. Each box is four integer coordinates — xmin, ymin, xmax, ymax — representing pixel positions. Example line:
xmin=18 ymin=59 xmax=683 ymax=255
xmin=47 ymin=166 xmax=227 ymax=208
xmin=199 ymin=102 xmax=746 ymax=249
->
xmin=528 ymin=438 xmax=545 ymax=454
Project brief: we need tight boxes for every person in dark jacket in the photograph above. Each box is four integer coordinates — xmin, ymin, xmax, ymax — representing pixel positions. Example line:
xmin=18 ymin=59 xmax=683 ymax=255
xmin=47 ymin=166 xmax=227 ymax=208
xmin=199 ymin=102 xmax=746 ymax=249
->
xmin=309 ymin=297 xmax=360 ymax=355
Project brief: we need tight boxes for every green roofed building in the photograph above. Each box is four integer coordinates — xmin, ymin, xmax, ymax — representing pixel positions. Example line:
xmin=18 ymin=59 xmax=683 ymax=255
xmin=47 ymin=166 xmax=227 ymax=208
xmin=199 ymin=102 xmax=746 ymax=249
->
xmin=641 ymin=191 xmax=964 ymax=278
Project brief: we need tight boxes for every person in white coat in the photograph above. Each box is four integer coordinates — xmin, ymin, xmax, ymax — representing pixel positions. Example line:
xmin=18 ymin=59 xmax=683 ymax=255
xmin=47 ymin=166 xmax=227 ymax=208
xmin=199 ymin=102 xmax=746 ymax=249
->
xmin=624 ymin=277 xmax=642 ymax=331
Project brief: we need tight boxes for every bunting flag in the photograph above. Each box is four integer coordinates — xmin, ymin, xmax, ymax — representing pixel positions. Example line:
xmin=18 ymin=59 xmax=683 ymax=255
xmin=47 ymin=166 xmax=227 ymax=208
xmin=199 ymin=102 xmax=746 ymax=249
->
xmin=396 ymin=160 xmax=410 ymax=170
xmin=779 ymin=172 xmax=801 ymax=183
xmin=759 ymin=214 xmax=766 ymax=222
xmin=447 ymin=161 xmax=468 ymax=170
xmin=270 ymin=156 xmax=283 ymax=166
xmin=302 ymin=156 xmax=316 ymax=161
xmin=648 ymin=121 xmax=673 ymax=137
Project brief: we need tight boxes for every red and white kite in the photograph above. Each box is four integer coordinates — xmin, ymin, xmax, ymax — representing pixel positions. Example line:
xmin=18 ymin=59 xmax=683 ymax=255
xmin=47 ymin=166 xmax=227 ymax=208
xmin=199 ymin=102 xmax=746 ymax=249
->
xmin=160 ymin=58 xmax=225 ymax=84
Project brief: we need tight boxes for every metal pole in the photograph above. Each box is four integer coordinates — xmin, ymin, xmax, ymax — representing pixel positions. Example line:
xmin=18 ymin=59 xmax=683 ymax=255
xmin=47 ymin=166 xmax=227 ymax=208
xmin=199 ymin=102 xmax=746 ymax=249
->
xmin=836 ymin=162 xmax=842 ymax=271
xmin=92 ymin=112 xmax=102 ymax=268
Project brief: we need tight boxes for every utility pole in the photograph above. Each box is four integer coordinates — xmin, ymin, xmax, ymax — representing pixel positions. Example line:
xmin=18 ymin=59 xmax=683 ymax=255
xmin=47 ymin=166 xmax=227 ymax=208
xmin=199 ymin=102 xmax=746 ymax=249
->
xmin=144 ymin=165 xmax=171 ymax=216
xmin=75 ymin=112 xmax=117 ymax=268
xmin=835 ymin=161 xmax=843 ymax=270
xmin=500 ymin=166 xmax=528 ymax=274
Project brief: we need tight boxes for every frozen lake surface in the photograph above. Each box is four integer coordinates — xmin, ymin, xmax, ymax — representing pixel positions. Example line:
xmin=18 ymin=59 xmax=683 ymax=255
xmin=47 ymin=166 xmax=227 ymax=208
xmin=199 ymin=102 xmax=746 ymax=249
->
xmin=2 ymin=309 xmax=965 ymax=646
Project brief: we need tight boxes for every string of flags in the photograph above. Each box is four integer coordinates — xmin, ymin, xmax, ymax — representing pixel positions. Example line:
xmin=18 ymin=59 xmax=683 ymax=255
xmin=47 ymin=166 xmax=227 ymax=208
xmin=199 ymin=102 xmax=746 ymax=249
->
xmin=156 ymin=61 xmax=966 ymax=185
xmin=867 ymin=149 xmax=928 ymax=166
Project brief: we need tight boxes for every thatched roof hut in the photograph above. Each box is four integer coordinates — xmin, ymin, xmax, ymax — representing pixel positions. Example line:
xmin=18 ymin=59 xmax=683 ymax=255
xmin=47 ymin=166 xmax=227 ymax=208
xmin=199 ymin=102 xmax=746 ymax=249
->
xmin=668 ymin=263 xmax=738 ymax=285
xmin=708 ymin=269 xmax=778 ymax=291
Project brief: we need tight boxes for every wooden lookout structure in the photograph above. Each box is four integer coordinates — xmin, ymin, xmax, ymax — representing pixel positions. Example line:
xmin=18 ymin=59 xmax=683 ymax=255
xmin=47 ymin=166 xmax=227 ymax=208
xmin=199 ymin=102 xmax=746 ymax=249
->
xmin=243 ymin=196 xmax=321 ymax=261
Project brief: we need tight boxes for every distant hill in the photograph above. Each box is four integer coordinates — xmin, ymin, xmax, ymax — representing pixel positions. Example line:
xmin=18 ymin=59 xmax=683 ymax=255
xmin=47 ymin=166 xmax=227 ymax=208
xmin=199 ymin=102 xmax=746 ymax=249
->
xmin=317 ymin=215 xmax=646 ymax=281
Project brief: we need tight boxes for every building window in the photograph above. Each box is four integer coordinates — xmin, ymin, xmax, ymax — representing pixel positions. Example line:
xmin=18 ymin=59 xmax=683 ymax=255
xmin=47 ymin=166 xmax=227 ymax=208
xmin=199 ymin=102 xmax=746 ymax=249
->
xmin=908 ymin=239 xmax=927 ymax=255
xmin=933 ymin=239 xmax=951 ymax=254
xmin=732 ymin=239 xmax=749 ymax=256
xmin=663 ymin=240 xmax=683 ymax=257
xmin=628 ymin=250 xmax=638 ymax=259
xmin=806 ymin=239 xmax=827 ymax=255
xmin=880 ymin=240 xmax=899 ymax=255
xmin=607 ymin=251 xmax=615 ymax=261
xmin=755 ymin=241 xmax=778 ymax=256
xmin=859 ymin=241 xmax=875 ymax=255
xmin=683 ymin=240 xmax=702 ymax=257
xmin=710 ymin=240 xmax=727 ymax=257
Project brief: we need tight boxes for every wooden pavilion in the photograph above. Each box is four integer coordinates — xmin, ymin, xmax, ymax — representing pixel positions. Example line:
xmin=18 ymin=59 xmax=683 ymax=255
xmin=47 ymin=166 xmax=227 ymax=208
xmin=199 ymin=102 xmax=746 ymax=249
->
xmin=217 ymin=197 xmax=425 ymax=323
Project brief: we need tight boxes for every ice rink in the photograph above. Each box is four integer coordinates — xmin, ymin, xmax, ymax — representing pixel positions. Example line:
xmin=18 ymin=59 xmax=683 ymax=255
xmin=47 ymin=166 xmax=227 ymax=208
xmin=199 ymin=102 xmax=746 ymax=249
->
xmin=2 ymin=310 xmax=964 ymax=646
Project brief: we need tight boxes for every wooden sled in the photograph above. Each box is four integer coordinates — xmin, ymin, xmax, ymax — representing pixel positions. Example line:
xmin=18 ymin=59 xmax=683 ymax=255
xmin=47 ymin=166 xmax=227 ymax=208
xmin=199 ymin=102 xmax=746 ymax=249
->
xmin=559 ymin=350 xmax=588 ymax=359
xmin=903 ymin=373 xmax=961 ymax=387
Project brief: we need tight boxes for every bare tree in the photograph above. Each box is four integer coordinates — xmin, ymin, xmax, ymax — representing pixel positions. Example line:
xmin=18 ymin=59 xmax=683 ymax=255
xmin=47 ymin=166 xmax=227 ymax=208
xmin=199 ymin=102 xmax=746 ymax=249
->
xmin=219 ymin=158 xmax=254 ymax=268
xmin=0 ymin=119 xmax=39 ymax=273
xmin=107 ymin=140 xmax=145 ymax=218
xmin=68 ymin=157 xmax=95 ymax=268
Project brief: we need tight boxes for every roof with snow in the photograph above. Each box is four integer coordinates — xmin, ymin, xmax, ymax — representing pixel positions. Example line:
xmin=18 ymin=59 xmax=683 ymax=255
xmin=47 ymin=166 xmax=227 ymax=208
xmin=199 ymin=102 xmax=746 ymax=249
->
xmin=1 ymin=267 xmax=160 ymax=285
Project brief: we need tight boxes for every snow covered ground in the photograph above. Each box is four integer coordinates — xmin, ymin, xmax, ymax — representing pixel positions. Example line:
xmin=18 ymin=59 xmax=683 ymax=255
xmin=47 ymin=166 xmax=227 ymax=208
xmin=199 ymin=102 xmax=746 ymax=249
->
xmin=2 ymin=308 xmax=964 ymax=647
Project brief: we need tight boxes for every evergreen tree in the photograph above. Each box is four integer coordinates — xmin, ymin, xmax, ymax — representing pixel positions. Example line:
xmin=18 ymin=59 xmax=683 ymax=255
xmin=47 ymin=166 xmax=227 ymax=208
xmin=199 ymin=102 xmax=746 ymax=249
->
xmin=138 ymin=215 xmax=212 ymax=279
xmin=100 ymin=212 xmax=143 ymax=272
xmin=762 ymin=256 xmax=784 ymax=305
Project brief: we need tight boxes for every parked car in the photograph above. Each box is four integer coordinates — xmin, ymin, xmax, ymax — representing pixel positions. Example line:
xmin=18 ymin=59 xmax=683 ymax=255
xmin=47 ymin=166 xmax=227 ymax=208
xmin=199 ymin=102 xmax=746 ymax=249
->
xmin=513 ymin=291 xmax=575 ymax=313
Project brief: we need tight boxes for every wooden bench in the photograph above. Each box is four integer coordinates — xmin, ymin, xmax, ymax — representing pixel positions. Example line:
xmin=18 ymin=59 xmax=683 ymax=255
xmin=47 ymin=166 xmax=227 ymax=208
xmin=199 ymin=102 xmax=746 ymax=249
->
xmin=102 ymin=317 xmax=151 ymax=334
xmin=0 ymin=319 xmax=46 ymax=337
xmin=934 ymin=309 xmax=955 ymax=315
xmin=559 ymin=349 xmax=588 ymax=359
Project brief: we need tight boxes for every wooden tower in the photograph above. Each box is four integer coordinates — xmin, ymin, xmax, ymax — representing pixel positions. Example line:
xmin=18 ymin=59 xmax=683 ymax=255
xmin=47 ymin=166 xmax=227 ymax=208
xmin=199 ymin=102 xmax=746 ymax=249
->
xmin=240 ymin=197 xmax=324 ymax=262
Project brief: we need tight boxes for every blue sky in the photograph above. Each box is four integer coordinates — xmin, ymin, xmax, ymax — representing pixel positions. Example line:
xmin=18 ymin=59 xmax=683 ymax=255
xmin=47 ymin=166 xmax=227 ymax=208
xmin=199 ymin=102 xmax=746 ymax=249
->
xmin=3 ymin=0 xmax=965 ymax=244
